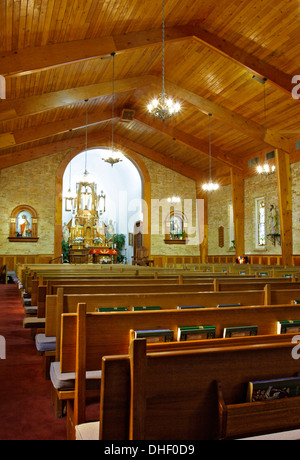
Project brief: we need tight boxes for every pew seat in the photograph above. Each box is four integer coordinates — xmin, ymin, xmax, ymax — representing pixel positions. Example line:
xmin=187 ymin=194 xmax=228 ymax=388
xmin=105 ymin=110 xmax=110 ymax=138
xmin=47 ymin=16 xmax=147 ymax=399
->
xmin=23 ymin=316 xmax=45 ymax=329
xmin=35 ymin=333 xmax=56 ymax=352
xmin=76 ymin=422 xmax=100 ymax=441
xmin=50 ymin=361 xmax=101 ymax=391
xmin=24 ymin=305 xmax=38 ymax=315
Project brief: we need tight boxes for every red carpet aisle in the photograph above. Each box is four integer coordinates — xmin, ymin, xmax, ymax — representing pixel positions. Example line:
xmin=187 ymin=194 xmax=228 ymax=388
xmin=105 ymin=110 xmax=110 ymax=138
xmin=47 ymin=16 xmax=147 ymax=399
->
xmin=0 ymin=283 xmax=67 ymax=440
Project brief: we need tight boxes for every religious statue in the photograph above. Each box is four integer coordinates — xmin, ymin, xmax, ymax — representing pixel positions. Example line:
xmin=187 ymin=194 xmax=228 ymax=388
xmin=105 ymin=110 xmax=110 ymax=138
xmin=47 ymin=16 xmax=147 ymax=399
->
xmin=19 ymin=214 xmax=31 ymax=237
xmin=269 ymin=204 xmax=279 ymax=234
xmin=106 ymin=220 xmax=115 ymax=243
xmin=62 ymin=223 xmax=70 ymax=243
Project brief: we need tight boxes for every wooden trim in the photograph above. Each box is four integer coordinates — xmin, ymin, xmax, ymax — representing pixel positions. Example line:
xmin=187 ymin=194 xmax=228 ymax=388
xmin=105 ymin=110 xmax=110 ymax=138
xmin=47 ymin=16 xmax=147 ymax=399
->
xmin=8 ymin=237 xmax=39 ymax=242
xmin=231 ymin=169 xmax=244 ymax=258
xmin=276 ymin=149 xmax=293 ymax=266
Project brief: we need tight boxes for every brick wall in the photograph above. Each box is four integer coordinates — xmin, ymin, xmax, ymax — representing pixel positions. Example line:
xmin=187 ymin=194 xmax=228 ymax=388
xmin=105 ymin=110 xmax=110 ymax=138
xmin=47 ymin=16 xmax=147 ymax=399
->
xmin=0 ymin=151 xmax=65 ymax=256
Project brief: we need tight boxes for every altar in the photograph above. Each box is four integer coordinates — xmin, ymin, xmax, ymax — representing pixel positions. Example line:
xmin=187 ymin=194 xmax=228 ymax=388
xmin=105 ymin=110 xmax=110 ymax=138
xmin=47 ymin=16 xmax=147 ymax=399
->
xmin=88 ymin=247 xmax=118 ymax=264
xmin=63 ymin=168 xmax=118 ymax=264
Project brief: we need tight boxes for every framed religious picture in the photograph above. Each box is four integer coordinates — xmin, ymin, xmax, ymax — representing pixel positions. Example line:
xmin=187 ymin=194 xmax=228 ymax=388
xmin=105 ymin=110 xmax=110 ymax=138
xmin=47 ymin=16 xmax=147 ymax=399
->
xmin=128 ymin=233 xmax=133 ymax=246
xmin=8 ymin=205 xmax=39 ymax=242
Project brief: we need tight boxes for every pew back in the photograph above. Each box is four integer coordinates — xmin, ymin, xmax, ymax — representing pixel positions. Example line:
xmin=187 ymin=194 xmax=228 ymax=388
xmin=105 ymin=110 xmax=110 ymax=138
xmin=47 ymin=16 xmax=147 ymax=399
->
xmin=99 ymin=338 xmax=300 ymax=440
xmin=60 ymin=303 xmax=300 ymax=373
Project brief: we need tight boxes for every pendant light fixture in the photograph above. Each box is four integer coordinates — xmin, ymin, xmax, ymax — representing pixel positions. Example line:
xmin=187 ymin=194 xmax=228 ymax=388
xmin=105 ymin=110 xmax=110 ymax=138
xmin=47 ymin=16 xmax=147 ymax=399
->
xmin=64 ymin=130 xmax=76 ymax=211
xmin=167 ymin=138 xmax=181 ymax=204
xmin=102 ymin=52 xmax=124 ymax=166
xmin=256 ymin=78 xmax=275 ymax=176
xmin=147 ymin=0 xmax=180 ymax=122
xmin=202 ymin=114 xmax=219 ymax=192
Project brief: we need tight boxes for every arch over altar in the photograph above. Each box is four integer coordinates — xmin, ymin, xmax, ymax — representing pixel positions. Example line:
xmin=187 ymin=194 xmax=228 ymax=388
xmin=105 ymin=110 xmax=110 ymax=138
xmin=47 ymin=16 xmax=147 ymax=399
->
xmin=60 ymin=147 xmax=144 ymax=263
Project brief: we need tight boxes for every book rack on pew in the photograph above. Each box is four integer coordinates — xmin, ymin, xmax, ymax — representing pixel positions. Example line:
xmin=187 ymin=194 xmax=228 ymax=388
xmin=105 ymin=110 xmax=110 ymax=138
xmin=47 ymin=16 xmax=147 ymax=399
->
xmin=217 ymin=377 xmax=300 ymax=439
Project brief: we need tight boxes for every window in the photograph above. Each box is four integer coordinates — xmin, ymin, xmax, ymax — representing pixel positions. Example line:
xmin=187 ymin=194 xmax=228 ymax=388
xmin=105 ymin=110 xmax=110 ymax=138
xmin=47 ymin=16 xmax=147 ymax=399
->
xmin=256 ymin=198 xmax=265 ymax=247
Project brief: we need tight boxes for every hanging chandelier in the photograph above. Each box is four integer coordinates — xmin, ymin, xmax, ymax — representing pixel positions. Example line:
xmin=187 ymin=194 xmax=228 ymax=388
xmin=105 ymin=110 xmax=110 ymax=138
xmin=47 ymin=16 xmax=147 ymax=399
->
xmin=102 ymin=52 xmax=124 ymax=166
xmin=167 ymin=138 xmax=181 ymax=204
xmin=202 ymin=114 xmax=219 ymax=192
xmin=256 ymin=78 xmax=276 ymax=176
xmin=257 ymin=163 xmax=275 ymax=175
xmin=147 ymin=0 xmax=180 ymax=122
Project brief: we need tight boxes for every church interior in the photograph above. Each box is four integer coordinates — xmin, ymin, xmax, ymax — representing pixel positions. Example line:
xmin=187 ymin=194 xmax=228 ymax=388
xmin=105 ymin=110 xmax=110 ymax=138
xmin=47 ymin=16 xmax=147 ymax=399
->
xmin=1 ymin=0 xmax=300 ymax=442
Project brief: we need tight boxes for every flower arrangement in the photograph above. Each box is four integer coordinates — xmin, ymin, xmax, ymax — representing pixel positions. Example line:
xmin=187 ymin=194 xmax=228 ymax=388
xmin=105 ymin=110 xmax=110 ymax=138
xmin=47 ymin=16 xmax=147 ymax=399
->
xmin=99 ymin=257 xmax=110 ymax=264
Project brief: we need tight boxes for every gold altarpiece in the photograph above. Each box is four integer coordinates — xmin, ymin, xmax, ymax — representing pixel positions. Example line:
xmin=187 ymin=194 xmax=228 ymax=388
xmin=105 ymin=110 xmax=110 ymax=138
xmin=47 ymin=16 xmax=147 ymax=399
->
xmin=64 ymin=174 xmax=116 ymax=263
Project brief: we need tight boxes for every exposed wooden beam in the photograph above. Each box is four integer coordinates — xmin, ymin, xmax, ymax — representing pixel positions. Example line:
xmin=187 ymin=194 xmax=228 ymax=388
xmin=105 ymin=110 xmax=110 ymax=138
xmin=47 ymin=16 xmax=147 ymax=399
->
xmin=0 ymin=27 xmax=189 ymax=77
xmin=0 ymin=111 xmax=114 ymax=150
xmin=113 ymin=134 xmax=204 ymax=182
xmin=165 ymin=79 xmax=292 ymax=154
xmin=0 ymin=130 xmax=203 ymax=183
xmin=0 ymin=74 xmax=291 ymax=157
xmin=1 ymin=24 xmax=293 ymax=100
xmin=0 ymin=75 xmax=154 ymax=121
xmin=134 ymin=112 xmax=243 ymax=170
xmin=275 ymin=149 xmax=293 ymax=266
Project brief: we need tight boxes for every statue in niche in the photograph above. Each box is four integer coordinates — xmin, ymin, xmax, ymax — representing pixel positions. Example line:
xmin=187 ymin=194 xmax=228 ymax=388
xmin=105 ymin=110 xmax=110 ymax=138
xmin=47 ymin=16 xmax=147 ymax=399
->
xmin=17 ymin=211 xmax=32 ymax=237
xmin=269 ymin=204 xmax=279 ymax=234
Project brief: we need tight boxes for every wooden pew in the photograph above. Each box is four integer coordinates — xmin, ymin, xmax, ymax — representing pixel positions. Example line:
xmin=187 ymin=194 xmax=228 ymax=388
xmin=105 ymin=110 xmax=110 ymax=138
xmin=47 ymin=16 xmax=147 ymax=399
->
xmin=125 ymin=338 xmax=300 ymax=439
xmin=30 ymin=276 xmax=300 ymax=319
xmin=57 ymin=302 xmax=300 ymax=437
xmin=74 ymin=332 xmax=300 ymax=440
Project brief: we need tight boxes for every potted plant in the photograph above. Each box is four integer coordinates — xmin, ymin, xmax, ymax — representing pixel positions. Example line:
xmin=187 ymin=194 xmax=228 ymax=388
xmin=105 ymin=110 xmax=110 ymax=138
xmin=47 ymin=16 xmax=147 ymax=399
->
xmin=112 ymin=233 xmax=126 ymax=263
xmin=62 ymin=240 xmax=69 ymax=263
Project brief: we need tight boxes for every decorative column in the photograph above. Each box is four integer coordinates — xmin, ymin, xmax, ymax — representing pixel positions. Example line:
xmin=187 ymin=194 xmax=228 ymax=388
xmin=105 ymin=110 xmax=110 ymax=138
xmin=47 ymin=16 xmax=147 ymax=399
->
xmin=275 ymin=149 xmax=293 ymax=266
xmin=230 ymin=168 xmax=244 ymax=259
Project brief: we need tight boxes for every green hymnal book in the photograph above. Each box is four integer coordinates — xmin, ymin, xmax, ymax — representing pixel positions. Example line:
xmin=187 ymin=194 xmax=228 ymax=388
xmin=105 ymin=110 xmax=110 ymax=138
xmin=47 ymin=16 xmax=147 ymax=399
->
xmin=293 ymin=300 xmax=300 ymax=304
xmin=259 ymin=272 xmax=268 ymax=276
xmin=134 ymin=329 xmax=174 ymax=343
xmin=277 ymin=320 xmax=300 ymax=334
xmin=177 ymin=325 xmax=216 ymax=341
xmin=284 ymin=274 xmax=292 ymax=278
xmin=223 ymin=325 xmax=258 ymax=338
xmin=217 ymin=303 xmax=241 ymax=308
xmin=247 ymin=376 xmax=300 ymax=402
xmin=97 ymin=307 xmax=127 ymax=312
xmin=133 ymin=306 xmax=161 ymax=311
xmin=177 ymin=305 xmax=205 ymax=309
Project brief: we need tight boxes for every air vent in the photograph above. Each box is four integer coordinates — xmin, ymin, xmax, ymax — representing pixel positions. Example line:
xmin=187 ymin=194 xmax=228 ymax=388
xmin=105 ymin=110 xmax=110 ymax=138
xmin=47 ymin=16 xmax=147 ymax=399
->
xmin=120 ymin=109 xmax=135 ymax=122
xmin=248 ymin=157 xmax=259 ymax=168
xmin=265 ymin=150 xmax=275 ymax=160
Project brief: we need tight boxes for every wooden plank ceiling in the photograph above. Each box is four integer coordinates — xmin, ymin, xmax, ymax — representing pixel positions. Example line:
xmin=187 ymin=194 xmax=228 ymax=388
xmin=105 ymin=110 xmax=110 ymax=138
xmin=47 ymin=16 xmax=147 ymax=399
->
xmin=0 ymin=0 xmax=299 ymax=184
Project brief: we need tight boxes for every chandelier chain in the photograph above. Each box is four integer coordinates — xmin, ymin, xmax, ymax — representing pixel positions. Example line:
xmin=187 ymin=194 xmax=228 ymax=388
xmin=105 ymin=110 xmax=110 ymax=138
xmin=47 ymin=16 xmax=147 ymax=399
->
xmin=162 ymin=0 xmax=165 ymax=94
xmin=84 ymin=99 xmax=88 ymax=174
xmin=111 ymin=52 xmax=115 ymax=151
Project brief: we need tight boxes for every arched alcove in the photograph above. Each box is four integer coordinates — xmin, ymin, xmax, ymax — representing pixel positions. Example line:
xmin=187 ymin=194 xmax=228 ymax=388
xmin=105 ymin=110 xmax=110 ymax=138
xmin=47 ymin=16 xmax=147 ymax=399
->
xmin=8 ymin=204 xmax=39 ymax=242
xmin=55 ymin=144 xmax=151 ymax=262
